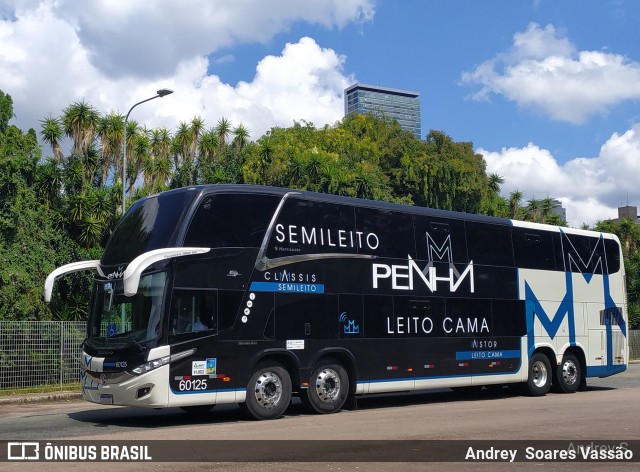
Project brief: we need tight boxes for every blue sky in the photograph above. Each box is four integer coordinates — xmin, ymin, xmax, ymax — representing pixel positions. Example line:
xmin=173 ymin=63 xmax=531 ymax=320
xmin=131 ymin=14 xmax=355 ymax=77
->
xmin=1 ymin=0 xmax=640 ymax=226
xmin=209 ymin=0 xmax=640 ymax=162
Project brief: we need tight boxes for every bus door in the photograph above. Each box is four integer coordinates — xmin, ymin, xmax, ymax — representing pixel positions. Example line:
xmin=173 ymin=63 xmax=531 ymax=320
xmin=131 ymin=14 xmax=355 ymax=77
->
xmin=167 ymin=288 xmax=219 ymax=405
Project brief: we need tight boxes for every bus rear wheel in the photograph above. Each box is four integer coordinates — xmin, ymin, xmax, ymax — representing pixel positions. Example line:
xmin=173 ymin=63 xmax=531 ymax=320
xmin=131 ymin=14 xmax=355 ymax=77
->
xmin=242 ymin=363 xmax=291 ymax=420
xmin=302 ymin=360 xmax=349 ymax=414
xmin=524 ymin=352 xmax=552 ymax=396
xmin=555 ymin=353 xmax=581 ymax=393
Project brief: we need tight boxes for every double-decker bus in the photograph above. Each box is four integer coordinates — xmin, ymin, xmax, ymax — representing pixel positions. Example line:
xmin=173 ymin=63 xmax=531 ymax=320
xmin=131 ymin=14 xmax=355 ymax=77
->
xmin=44 ymin=185 xmax=628 ymax=420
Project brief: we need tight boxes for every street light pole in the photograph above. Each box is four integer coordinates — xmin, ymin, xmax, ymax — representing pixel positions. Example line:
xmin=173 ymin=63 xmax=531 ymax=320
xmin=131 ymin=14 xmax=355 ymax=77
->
xmin=122 ymin=88 xmax=173 ymax=215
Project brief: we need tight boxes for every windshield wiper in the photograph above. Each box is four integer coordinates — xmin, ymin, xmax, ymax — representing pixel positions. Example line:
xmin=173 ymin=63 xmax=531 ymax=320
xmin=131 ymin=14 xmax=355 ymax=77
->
xmin=131 ymin=339 xmax=147 ymax=351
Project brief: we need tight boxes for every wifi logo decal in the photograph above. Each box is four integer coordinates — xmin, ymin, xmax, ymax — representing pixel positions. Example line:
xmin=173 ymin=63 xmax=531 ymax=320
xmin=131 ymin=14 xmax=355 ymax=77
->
xmin=339 ymin=312 xmax=360 ymax=335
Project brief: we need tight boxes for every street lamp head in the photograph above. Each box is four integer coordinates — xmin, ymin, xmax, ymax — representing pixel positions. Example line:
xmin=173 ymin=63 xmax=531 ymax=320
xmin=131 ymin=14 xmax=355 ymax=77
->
xmin=122 ymin=88 xmax=174 ymax=216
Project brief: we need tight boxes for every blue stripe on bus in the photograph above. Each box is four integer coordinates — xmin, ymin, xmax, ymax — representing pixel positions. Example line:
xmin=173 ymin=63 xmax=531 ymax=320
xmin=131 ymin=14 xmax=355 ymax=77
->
xmin=586 ymin=364 xmax=626 ymax=378
xmin=249 ymin=281 xmax=325 ymax=293
xmin=455 ymin=350 xmax=520 ymax=361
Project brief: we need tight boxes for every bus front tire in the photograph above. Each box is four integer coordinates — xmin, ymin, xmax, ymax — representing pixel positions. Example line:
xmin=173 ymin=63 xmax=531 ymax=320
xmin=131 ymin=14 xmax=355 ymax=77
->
xmin=241 ymin=363 xmax=291 ymax=420
xmin=524 ymin=352 xmax=552 ymax=396
xmin=555 ymin=353 xmax=581 ymax=393
xmin=302 ymin=360 xmax=349 ymax=414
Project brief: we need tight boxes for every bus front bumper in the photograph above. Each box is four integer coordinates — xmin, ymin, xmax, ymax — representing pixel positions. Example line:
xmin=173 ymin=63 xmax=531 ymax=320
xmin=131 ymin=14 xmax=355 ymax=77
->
xmin=81 ymin=364 xmax=169 ymax=408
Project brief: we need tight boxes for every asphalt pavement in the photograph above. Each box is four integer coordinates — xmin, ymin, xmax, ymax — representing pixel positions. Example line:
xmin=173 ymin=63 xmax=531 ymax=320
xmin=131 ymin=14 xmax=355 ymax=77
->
xmin=1 ymin=360 xmax=637 ymax=406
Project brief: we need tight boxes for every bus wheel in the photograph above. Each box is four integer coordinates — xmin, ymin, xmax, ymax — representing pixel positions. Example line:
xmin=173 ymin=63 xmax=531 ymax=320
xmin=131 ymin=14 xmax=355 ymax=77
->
xmin=524 ymin=352 xmax=552 ymax=396
xmin=555 ymin=354 xmax=581 ymax=393
xmin=302 ymin=360 xmax=349 ymax=414
xmin=180 ymin=404 xmax=215 ymax=414
xmin=242 ymin=363 xmax=291 ymax=420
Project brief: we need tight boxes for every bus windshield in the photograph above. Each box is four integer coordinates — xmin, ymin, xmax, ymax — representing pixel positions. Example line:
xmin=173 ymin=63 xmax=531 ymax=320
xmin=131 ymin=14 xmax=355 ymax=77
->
xmin=86 ymin=272 xmax=167 ymax=349
xmin=101 ymin=189 xmax=198 ymax=267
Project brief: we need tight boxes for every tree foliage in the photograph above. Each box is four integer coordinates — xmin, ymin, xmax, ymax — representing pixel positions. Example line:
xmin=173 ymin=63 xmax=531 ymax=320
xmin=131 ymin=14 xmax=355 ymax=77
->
xmin=595 ymin=218 xmax=640 ymax=328
xmin=1 ymin=90 xmax=617 ymax=326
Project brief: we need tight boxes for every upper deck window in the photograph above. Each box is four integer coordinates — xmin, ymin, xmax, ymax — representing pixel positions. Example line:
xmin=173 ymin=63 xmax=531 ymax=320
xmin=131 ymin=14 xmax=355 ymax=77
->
xmin=184 ymin=193 xmax=280 ymax=248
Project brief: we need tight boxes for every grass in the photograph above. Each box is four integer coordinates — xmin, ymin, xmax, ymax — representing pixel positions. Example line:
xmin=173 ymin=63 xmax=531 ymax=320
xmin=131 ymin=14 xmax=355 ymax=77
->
xmin=0 ymin=383 xmax=81 ymax=396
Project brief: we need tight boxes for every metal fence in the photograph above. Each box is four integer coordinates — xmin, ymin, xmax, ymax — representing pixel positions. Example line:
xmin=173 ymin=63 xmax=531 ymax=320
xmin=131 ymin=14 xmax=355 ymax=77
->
xmin=0 ymin=321 xmax=85 ymax=391
xmin=1 ymin=322 xmax=639 ymax=392
xmin=631 ymin=330 xmax=640 ymax=361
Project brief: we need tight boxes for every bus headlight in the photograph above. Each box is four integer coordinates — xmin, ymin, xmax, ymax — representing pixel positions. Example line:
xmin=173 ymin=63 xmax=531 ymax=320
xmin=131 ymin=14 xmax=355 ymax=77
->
xmin=129 ymin=348 xmax=196 ymax=375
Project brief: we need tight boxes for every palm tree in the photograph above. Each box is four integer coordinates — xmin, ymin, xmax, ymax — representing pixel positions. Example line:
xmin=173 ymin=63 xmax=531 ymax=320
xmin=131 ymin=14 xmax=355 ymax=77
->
xmin=354 ymin=162 xmax=380 ymax=200
xmin=149 ymin=156 xmax=172 ymax=192
xmin=509 ymin=190 xmax=523 ymax=219
xmin=35 ymin=158 xmax=63 ymax=205
xmin=40 ymin=116 xmax=64 ymax=163
xmin=122 ymin=120 xmax=139 ymax=190
xmin=215 ymin=117 xmax=231 ymax=148
xmin=62 ymin=100 xmax=99 ymax=159
xmin=617 ymin=218 xmax=640 ymax=258
xmin=96 ymin=112 xmax=124 ymax=187
xmin=232 ymin=123 xmax=250 ymax=152
xmin=189 ymin=116 xmax=205 ymax=161
xmin=305 ymin=152 xmax=324 ymax=188
xmin=539 ymin=197 xmax=556 ymax=223
xmin=147 ymin=127 xmax=173 ymax=191
xmin=288 ymin=153 xmax=305 ymax=187
xmin=198 ymin=129 xmax=219 ymax=162
xmin=488 ymin=173 xmax=504 ymax=195
xmin=150 ymin=127 xmax=172 ymax=161
xmin=524 ymin=199 xmax=542 ymax=222
xmin=173 ymin=121 xmax=192 ymax=168
xmin=128 ymin=128 xmax=150 ymax=195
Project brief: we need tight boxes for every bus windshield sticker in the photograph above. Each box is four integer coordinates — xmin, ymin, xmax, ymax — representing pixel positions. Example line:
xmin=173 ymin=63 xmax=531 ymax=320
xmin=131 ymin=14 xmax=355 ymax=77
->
xmin=192 ymin=361 xmax=206 ymax=376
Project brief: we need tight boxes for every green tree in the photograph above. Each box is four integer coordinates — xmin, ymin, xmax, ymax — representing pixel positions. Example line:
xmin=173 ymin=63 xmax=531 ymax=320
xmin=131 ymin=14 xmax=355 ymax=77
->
xmin=0 ymin=95 xmax=93 ymax=320
xmin=40 ymin=116 xmax=64 ymax=164
xmin=595 ymin=218 xmax=640 ymax=329
xmin=216 ymin=117 xmax=232 ymax=148
xmin=0 ymin=90 xmax=13 ymax=133
xmin=232 ymin=123 xmax=250 ymax=152
xmin=96 ymin=112 xmax=124 ymax=187
xmin=62 ymin=100 xmax=99 ymax=160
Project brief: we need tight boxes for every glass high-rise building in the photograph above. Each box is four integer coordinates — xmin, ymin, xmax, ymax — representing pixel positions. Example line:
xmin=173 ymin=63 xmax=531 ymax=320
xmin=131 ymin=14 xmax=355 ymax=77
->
xmin=344 ymin=83 xmax=421 ymax=138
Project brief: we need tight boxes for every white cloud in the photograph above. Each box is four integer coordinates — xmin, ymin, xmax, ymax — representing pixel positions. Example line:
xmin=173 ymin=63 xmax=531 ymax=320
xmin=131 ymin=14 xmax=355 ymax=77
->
xmin=0 ymin=0 xmax=370 ymax=140
xmin=480 ymin=124 xmax=640 ymax=226
xmin=5 ymin=0 xmax=374 ymax=79
xmin=461 ymin=23 xmax=640 ymax=124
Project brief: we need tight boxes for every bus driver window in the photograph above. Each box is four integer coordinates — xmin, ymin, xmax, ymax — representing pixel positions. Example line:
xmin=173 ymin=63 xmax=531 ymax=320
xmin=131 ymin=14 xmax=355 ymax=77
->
xmin=169 ymin=289 xmax=216 ymax=335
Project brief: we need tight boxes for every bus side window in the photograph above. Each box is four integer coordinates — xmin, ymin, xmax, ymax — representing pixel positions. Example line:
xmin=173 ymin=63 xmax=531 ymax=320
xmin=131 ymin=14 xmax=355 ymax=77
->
xmin=414 ymin=216 xmax=468 ymax=264
xmin=512 ymin=228 xmax=556 ymax=271
xmin=355 ymin=207 xmax=416 ymax=258
xmin=266 ymin=199 xmax=356 ymax=258
xmin=465 ymin=221 xmax=514 ymax=267
xmin=169 ymin=289 xmax=217 ymax=336
xmin=561 ymin=233 xmax=604 ymax=275
xmin=604 ymin=238 xmax=621 ymax=274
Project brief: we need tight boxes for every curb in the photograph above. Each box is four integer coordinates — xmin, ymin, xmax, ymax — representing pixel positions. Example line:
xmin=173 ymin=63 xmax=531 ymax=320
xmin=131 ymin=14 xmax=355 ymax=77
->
xmin=0 ymin=391 xmax=83 ymax=406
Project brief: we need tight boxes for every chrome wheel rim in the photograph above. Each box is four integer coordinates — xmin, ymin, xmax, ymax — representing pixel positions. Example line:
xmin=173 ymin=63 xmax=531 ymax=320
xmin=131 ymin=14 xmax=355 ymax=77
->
xmin=531 ymin=360 xmax=548 ymax=388
xmin=314 ymin=368 xmax=341 ymax=403
xmin=562 ymin=359 xmax=578 ymax=386
xmin=253 ymin=371 xmax=283 ymax=409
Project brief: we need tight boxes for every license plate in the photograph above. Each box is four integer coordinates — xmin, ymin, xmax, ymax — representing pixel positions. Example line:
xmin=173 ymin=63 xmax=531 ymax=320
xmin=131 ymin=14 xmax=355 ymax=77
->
xmin=99 ymin=394 xmax=114 ymax=405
